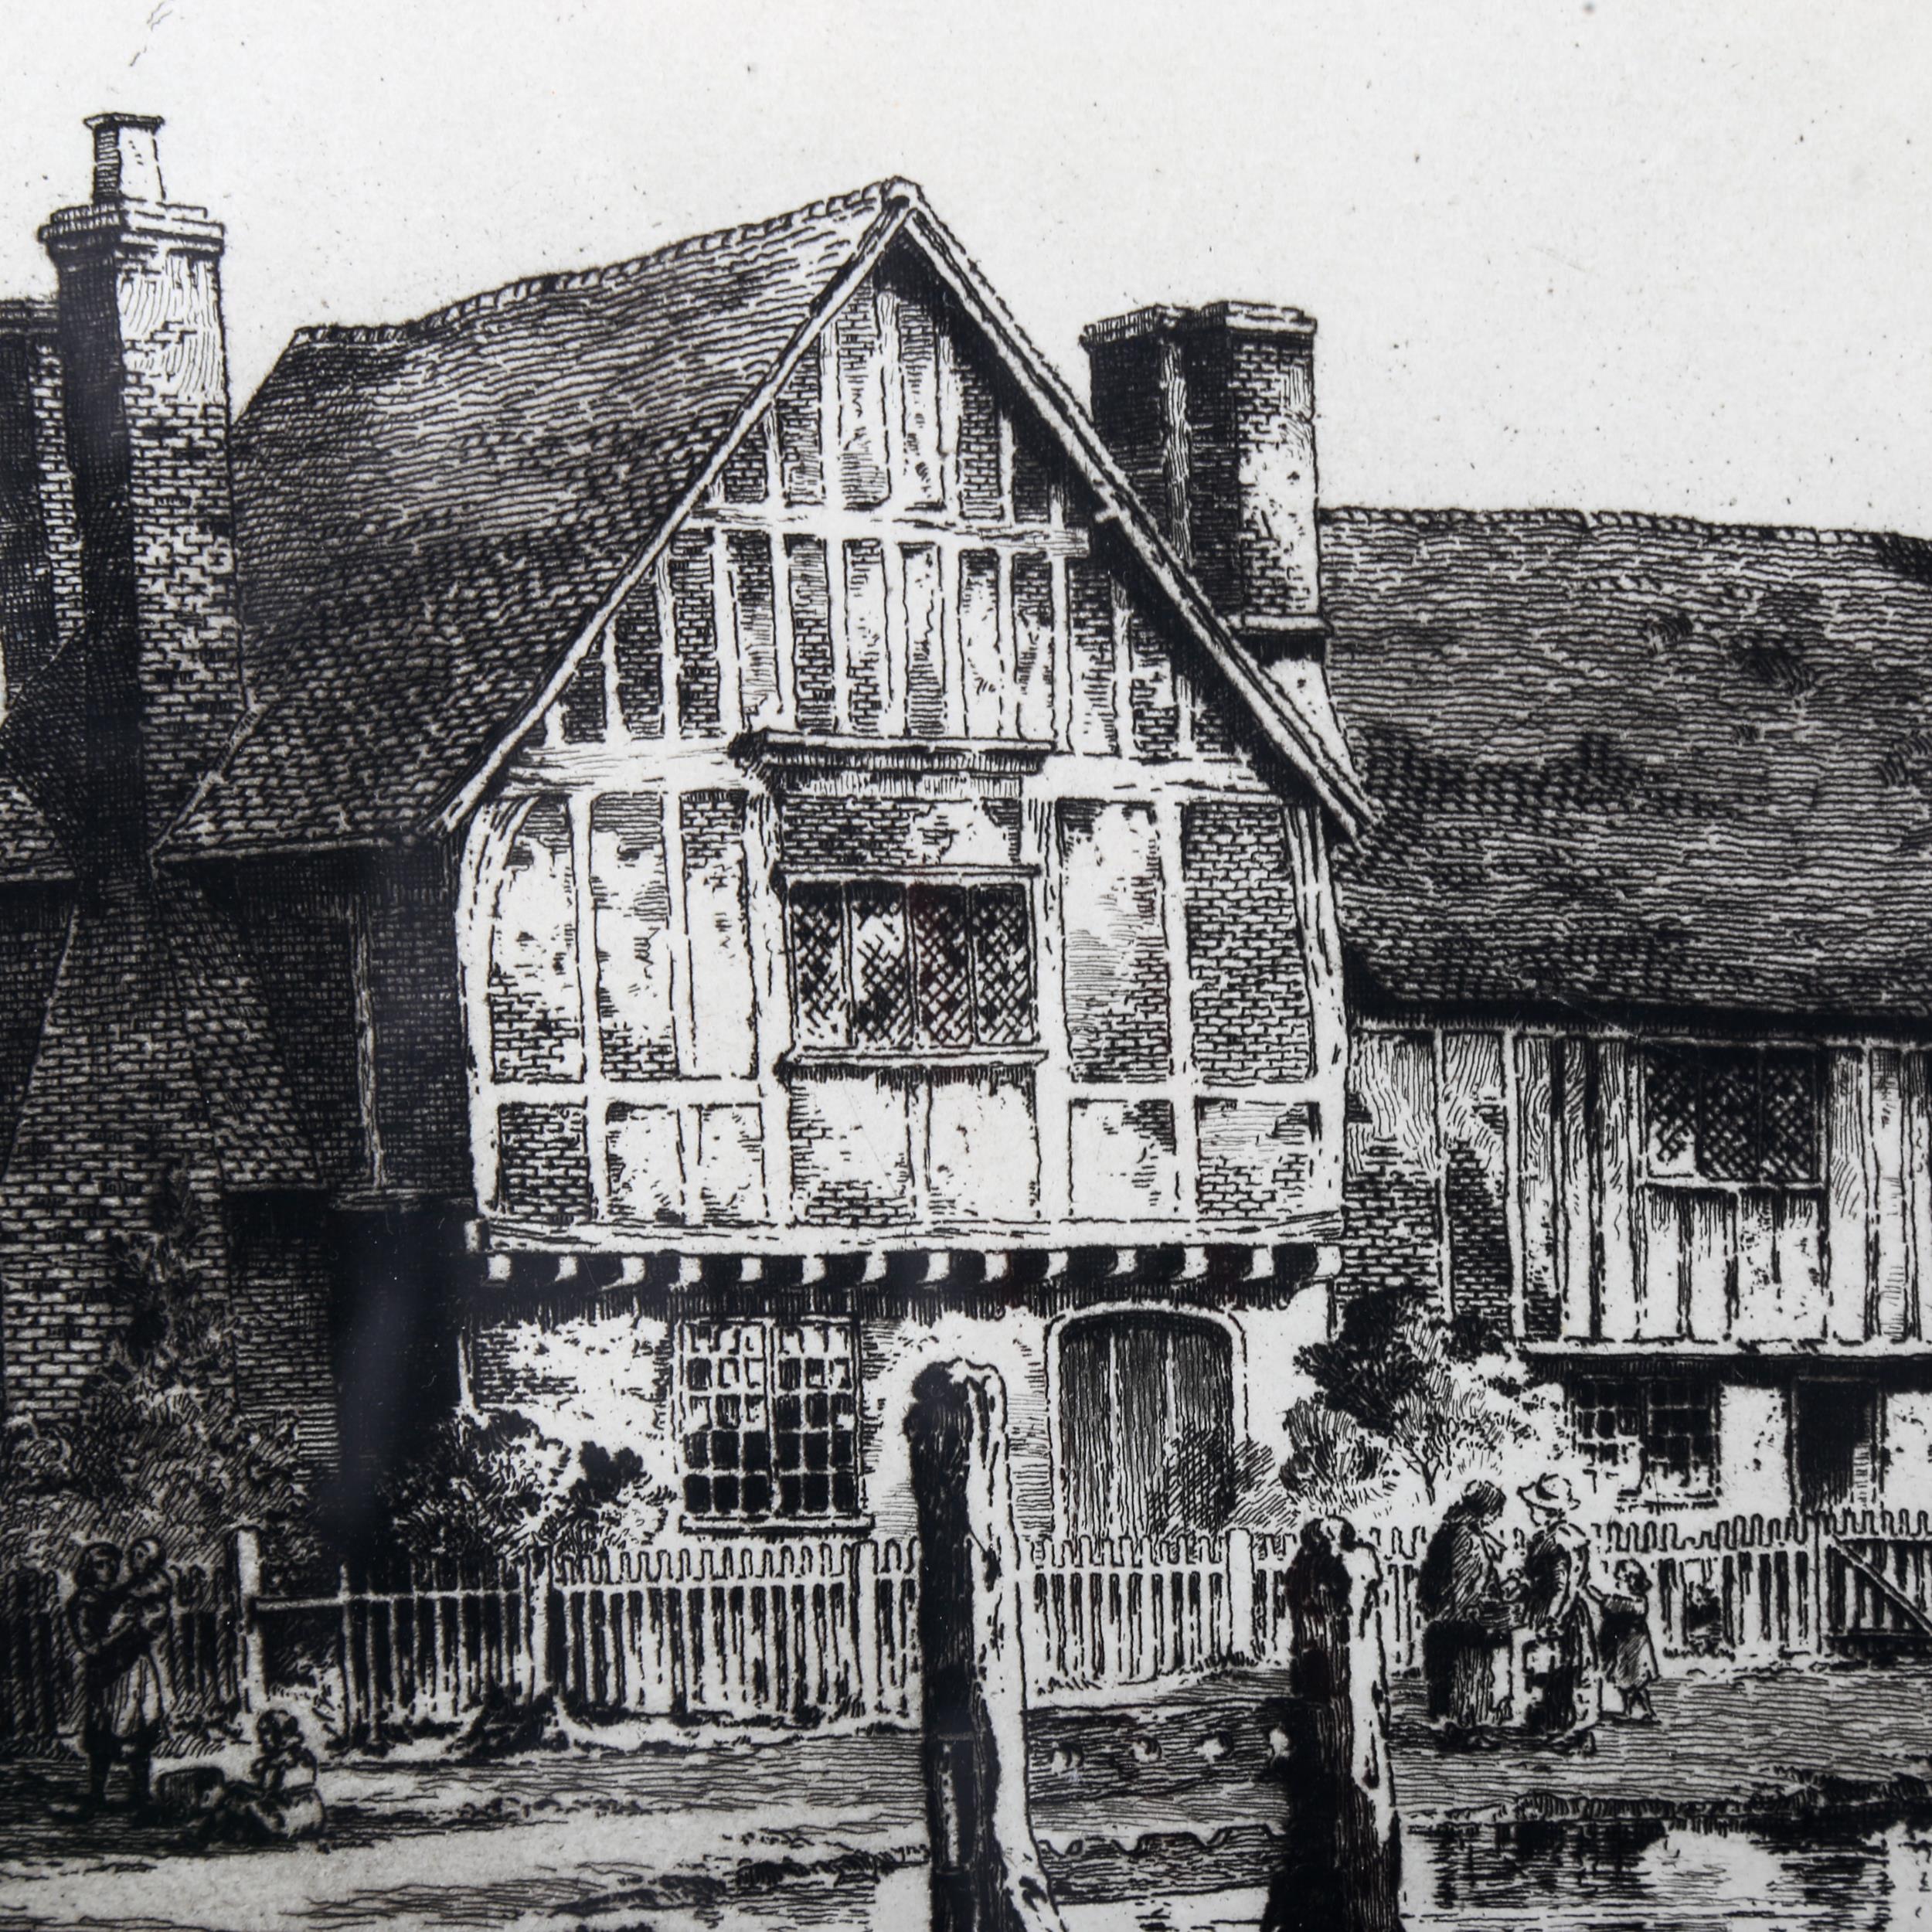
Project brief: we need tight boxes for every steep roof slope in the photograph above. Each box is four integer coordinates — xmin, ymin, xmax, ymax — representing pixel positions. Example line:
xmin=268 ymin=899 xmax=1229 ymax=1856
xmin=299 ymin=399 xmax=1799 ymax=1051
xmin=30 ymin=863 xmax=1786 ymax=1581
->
xmin=1323 ymin=507 xmax=1932 ymax=1029
xmin=178 ymin=185 xmax=899 ymax=852
xmin=170 ymin=181 xmax=1362 ymax=855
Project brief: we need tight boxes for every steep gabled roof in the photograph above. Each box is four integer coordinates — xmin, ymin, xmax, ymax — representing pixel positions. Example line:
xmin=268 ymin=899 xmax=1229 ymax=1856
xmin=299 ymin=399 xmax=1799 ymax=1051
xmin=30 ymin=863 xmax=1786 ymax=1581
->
xmin=1323 ymin=506 xmax=1932 ymax=1029
xmin=168 ymin=181 xmax=1362 ymax=856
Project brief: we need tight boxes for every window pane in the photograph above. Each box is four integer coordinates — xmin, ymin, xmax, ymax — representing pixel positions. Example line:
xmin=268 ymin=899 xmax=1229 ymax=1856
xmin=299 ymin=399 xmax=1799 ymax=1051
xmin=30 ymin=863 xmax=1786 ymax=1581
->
xmin=1761 ymin=1049 xmax=1821 ymax=1184
xmin=972 ymin=886 xmax=1035 ymax=1045
xmin=1697 ymin=1049 xmax=1759 ymax=1182
xmin=789 ymin=883 xmax=847 ymax=1049
xmin=1645 ymin=1049 xmax=1698 ymax=1175
xmin=1644 ymin=1380 xmax=1716 ymax=1494
xmin=679 ymin=1320 xmax=859 ymax=1522
xmin=848 ymin=884 xmax=912 ymax=1046
xmin=1569 ymin=1376 xmax=1641 ymax=1483
xmin=910 ymin=886 xmax=975 ymax=1046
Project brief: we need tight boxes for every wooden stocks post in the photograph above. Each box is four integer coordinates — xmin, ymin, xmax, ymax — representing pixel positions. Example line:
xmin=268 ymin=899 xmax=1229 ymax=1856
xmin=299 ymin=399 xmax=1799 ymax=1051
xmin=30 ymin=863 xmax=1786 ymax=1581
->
xmin=906 ymin=1360 xmax=1065 ymax=1932
xmin=1265 ymin=1515 xmax=1404 ymax=1932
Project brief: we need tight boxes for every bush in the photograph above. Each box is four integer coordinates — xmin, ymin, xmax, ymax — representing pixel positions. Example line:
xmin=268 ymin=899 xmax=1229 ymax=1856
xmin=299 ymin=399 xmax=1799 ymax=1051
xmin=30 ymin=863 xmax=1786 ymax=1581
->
xmin=375 ymin=1410 xmax=674 ymax=1563
xmin=1282 ymin=1287 xmax=1561 ymax=1514
xmin=0 ymin=1162 xmax=312 ymax=1576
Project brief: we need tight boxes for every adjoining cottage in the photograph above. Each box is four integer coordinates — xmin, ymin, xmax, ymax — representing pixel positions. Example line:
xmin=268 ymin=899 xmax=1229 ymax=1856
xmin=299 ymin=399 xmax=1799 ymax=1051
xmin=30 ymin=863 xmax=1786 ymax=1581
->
xmin=0 ymin=117 xmax=1366 ymax=1547
xmin=1325 ymin=509 xmax=1932 ymax=1520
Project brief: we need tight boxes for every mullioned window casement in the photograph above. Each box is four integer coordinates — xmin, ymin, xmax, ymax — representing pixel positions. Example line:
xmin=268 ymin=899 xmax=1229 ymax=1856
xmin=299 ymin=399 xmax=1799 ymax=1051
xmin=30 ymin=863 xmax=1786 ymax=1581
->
xmin=678 ymin=1317 xmax=861 ymax=1524
xmin=1568 ymin=1372 xmax=1718 ymax=1502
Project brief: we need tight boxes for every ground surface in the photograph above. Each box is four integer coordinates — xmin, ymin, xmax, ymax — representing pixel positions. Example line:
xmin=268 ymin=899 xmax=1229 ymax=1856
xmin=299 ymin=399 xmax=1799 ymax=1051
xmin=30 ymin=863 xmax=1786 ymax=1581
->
xmin=3 ymin=1667 xmax=1932 ymax=1929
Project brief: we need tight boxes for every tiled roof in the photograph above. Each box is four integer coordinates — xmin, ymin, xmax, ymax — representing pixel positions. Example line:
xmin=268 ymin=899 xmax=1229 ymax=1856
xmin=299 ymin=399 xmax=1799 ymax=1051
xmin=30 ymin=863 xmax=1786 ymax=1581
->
xmin=1324 ymin=506 xmax=1932 ymax=1028
xmin=170 ymin=179 xmax=1366 ymax=854
xmin=173 ymin=185 xmax=903 ymax=852
xmin=0 ymin=773 xmax=69 ymax=883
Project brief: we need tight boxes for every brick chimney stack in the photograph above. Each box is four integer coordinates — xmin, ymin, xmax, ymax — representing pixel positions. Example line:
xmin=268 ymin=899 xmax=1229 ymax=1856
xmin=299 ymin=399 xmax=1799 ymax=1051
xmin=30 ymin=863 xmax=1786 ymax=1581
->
xmin=1083 ymin=302 xmax=1325 ymax=664
xmin=40 ymin=113 xmax=243 ymax=861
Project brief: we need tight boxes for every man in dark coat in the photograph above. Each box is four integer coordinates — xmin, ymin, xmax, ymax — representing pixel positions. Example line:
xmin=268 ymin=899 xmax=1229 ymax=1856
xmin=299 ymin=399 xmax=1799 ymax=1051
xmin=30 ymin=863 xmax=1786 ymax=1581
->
xmin=1417 ymin=1479 xmax=1511 ymax=1743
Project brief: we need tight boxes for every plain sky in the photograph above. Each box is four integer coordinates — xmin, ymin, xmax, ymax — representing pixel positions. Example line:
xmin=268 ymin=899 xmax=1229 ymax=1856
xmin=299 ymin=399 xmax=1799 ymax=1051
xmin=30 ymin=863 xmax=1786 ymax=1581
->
xmin=8 ymin=0 xmax=1932 ymax=532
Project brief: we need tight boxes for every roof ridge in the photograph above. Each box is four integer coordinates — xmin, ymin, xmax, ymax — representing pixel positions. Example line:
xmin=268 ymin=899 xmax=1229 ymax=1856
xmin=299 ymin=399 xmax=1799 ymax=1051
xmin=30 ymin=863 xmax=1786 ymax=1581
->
xmin=290 ymin=179 xmax=913 ymax=348
xmin=1322 ymin=502 xmax=1932 ymax=553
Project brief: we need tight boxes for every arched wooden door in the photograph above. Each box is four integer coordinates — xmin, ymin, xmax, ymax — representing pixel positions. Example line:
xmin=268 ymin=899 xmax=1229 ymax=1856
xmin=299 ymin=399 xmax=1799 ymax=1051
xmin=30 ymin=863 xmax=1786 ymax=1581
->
xmin=1057 ymin=1312 xmax=1236 ymax=1541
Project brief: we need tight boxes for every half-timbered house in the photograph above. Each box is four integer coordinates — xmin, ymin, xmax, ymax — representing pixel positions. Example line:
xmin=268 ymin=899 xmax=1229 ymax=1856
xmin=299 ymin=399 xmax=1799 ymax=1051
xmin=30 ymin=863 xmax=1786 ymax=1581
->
xmin=1324 ymin=509 xmax=1932 ymax=1519
xmin=0 ymin=117 xmax=1368 ymax=1545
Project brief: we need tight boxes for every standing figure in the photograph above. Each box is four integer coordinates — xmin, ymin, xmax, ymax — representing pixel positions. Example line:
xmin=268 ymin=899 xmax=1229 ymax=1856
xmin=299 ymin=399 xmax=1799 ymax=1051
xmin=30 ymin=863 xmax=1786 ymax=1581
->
xmin=1597 ymin=1560 xmax=1661 ymax=1723
xmin=65 ymin=1543 xmax=125 ymax=1808
xmin=1264 ymin=1517 xmax=1403 ymax=1932
xmin=108 ymin=1537 xmax=173 ymax=1807
xmin=1416 ymin=1479 xmax=1512 ymax=1745
xmin=1515 ymin=1474 xmax=1598 ymax=1750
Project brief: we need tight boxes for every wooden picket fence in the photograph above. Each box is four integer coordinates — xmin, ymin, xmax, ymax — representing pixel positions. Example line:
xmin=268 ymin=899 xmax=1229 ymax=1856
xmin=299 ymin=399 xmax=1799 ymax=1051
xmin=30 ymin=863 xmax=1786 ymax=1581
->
xmin=9 ymin=1509 xmax=1932 ymax=1744
xmin=0 ymin=1557 xmax=236 ymax=1744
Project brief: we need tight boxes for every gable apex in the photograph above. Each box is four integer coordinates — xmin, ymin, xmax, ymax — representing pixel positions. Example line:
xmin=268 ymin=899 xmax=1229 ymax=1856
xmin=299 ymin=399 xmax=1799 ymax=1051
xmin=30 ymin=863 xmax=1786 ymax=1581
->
xmin=168 ymin=179 xmax=1363 ymax=859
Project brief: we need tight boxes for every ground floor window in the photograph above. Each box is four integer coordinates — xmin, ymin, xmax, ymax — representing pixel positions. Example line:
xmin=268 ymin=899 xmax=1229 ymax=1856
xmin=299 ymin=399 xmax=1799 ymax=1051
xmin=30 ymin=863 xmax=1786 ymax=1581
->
xmin=1056 ymin=1311 xmax=1236 ymax=1541
xmin=678 ymin=1318 xmax=860 ymax=1522
xmin=1568 ymin=1374 xmax=1717 ymax=1499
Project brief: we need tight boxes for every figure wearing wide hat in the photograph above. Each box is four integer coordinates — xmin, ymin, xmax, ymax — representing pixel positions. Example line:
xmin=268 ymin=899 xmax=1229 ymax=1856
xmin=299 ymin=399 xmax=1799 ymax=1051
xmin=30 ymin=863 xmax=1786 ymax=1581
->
xmin=1514 ymin=1472 xmax=1600 ymax=1750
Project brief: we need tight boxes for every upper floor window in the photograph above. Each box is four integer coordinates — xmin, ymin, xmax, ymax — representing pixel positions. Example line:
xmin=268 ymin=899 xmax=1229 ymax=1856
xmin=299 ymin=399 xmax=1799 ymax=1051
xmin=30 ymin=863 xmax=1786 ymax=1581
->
xmin=1644 ymin=1045 xmax=1821 ymax=1186
xmin=786 ymin=879 xmax=1036 ymax=1056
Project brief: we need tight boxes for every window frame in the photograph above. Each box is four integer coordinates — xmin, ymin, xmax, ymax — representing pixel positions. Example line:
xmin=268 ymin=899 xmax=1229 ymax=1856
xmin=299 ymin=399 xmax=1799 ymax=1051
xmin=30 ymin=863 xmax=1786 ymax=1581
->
xmin=676 ymin=1316 xmax=864 ymax=1528
xmin=782 ymin=869 xmax=1042 ymax=1066
xmin=1568 ymin=1373 xmax=1719 ymax=1503
xmin=1641 ymin=1043 xmax=1824 ymax=1191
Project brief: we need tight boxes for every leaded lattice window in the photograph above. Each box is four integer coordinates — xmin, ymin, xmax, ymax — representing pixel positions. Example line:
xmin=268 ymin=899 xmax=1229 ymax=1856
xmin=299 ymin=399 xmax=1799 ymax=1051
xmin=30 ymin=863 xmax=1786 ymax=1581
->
xmin=1643 ymin=1045 xmax=1821 ymax=1186
xmin=679 ymin=1318 xmax=861 ymax=1522
xmin=785 ymin=880 xmax=1036 ymax=1053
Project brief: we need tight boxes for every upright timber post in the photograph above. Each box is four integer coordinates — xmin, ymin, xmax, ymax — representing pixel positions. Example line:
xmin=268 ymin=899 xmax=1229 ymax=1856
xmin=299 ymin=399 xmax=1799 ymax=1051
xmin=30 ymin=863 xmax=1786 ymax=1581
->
xmin=906 ymin=1360 xmax=1066 ymax=1932
xmin=1265 ymin=1516 xmax=1403 ymax=1932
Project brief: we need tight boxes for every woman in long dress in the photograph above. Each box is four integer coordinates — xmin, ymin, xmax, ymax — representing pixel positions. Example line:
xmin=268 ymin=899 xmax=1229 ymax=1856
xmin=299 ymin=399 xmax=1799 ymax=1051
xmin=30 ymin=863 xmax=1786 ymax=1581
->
xmin=1417 ymin=1479 xmax=1512 ymax=1743
xmin=1515 ymin=1473 xmax=1599 ymax=1750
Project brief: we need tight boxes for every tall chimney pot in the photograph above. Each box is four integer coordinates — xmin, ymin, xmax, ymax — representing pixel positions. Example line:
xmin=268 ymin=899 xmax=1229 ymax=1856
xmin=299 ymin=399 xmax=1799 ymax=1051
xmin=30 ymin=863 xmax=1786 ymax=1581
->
xmin=86 ymin=113 xmax=166 ymax=206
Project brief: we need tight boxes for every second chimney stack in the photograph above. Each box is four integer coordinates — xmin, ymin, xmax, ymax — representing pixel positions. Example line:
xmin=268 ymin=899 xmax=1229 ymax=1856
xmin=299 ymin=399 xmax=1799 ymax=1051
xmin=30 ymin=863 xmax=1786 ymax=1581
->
xmin=1083 ymin=301 xmax=1324 ymax=659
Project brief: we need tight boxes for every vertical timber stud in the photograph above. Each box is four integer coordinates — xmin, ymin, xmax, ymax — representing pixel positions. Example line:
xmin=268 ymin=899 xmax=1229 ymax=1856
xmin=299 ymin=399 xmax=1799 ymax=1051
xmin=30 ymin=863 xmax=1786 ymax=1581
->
xmin=906 ymin=1362 xmax=1066 ymax=1932
xmin=1265 ymin=1518 xmax=1403 ymax=1932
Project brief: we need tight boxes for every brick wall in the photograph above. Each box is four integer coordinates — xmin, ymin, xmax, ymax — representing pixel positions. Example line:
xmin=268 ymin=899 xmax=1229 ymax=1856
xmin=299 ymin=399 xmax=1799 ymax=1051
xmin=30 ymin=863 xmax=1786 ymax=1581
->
xmin=368 ymin=844 xmax=470 ymax=1196
xmin=1440 ymin=1031 xmax=1512 ymax=1334
xmin=1338 ymin=1031 xmax=1442 ymax=1303
xmin=221 ymin=856 xmax=364 ymax=1187
xmin=227 ymin=1192 xmax=340 ymax=1465
xmin=0 ymin=301 xmax=82 ymax=698
xmin=0 ymin=883 xmax=231 ymax=1418
xmin=1180 ymin=799 xmax=1313 ymax=1084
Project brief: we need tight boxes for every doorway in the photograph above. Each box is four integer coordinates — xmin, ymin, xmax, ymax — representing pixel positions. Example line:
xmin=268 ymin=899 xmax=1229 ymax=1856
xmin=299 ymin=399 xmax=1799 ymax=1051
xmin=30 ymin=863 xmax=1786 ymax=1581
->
xmin=1794 ymin=1381 xmax=1880 ymax=1513
xmin=1056 ymin=1311 xmax=1236 ymax=1541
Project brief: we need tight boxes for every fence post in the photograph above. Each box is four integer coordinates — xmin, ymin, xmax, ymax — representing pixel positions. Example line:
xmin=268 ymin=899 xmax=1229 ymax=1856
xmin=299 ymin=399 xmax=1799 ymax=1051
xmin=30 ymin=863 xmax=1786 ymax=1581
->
xmin=1809 ymin=1511 xmax=1830 ymax=1656
xmin=853 ymin=1537 xmax=882 ymax=1717
xmin=227 ymin=1527 xmax=267 ymax=1716
xmin=1227 ymin=1527 xmax=1255 ymax=1662
xmin=529 ymin=1553 xmax=553 ymax=1700
xmin=335 ymin=1564 xmax=360 ymax=1740
xmin=906 ymin=1360 xmax=1066 ymax=1932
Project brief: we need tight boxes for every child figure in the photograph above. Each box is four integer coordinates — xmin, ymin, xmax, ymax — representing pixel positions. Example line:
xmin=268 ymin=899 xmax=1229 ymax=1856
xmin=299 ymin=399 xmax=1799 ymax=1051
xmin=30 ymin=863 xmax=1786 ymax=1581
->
xmin=1597 ymin=1559 xmax=1661 ymax=1723
xmin=205 ymin=1709 xmax=325 ymax=1843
